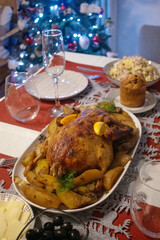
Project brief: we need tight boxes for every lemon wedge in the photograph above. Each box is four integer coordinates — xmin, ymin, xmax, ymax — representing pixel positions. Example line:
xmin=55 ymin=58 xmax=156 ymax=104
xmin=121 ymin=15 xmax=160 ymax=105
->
xmin=94 ymin=122 xmax=109 ymax=136
xmin=60 ymin=114 xmax=78 ymax=125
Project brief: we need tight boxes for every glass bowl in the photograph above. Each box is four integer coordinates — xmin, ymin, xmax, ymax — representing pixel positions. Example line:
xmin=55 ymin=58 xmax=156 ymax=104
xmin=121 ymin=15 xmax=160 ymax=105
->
xmin=16 ymin=208 xmax=89 ymax=240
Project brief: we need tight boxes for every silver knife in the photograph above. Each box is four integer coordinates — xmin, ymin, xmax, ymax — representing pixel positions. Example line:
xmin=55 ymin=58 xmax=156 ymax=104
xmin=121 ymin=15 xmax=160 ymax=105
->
xmin=77 ymin=66 xmax=103 ymax=73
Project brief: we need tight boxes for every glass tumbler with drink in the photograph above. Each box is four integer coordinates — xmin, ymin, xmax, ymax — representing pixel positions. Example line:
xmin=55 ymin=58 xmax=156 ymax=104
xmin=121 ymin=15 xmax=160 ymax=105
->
xmin=5 ymin=71 xmax=40 ymax=122
xmin=130 ymin=160 xmax=160 ymax=238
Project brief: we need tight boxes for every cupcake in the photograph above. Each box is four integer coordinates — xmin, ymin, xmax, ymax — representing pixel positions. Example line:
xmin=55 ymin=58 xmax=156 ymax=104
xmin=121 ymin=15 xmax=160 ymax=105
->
xmin=120 ymin=74 xmax=146 ymax=108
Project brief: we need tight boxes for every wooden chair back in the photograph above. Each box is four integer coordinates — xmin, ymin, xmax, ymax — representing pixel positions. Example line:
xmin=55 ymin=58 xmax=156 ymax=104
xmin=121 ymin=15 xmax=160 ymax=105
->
xmin=0 ymin=0 xmax=18 ymax=14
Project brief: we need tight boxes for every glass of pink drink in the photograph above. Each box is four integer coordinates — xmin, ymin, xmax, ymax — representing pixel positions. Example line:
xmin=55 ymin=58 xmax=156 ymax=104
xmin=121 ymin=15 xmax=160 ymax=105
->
xmin=130 ymin=160 xmax=160 ymax=238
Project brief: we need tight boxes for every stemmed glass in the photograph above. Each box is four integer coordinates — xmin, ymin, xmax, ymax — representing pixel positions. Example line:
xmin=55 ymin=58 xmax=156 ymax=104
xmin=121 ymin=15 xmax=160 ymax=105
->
xmin=130 ymin=160 xmax=160 ymax=238
xmin=42 ymin=29 xmax=65 ymax=117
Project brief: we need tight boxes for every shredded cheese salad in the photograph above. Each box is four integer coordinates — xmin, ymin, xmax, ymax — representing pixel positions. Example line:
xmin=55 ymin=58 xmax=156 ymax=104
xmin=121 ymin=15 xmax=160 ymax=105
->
xmin=109 ymin=56 xmax=159 ymax=82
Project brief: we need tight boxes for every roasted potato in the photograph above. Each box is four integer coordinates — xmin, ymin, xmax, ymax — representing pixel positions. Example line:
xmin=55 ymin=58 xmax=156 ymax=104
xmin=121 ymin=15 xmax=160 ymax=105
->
xmin=34 ymin=159 xmax=49 ymax=175
xmin=112 ymin=111 xmax=137 ymax=135
xmin=74 ymin=186 xmax=90 ymax=194
xmin=78 ymin=104 xmax=96 ymax=111
xmin=14 ymin=176 xmax=61 ymax=208
xmin=73 ymin=169 xmax=103 ymax=187
xmin=36 ymin=174 xmax=60 ymax=190
xmin=48 ymin=118 xmax=59 ymax=135
xmin=35 ymin=142 xmax=47 ymax=156
xmin=62 ymin=106 xmax=76 ymax=115
xmin=21 ymin=150 xmax=36 ymax=167
xmin=45 ymin=185 xmax=56 ymax=193
xmin=110 ymin=152 xmax=132 ymax=168
xmin=26 ymin=171 xmax=44 ymax=188
xmin=57 ymin=190 xmax=93 ymax=209
xmin=74 ymin=180 xmax=103 ymax=199
xmin=103 ymin=166 xmax=124 ymax=191
xmin=117 ymin=130 xmax=139 ymax=153
xmin=24 ymin=154 xmax=43 ymax=176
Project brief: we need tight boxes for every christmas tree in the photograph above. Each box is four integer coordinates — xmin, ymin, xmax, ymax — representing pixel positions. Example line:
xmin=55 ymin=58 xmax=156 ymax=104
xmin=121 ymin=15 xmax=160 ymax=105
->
xmin=9 ymin=0 xmax=112 ymax=72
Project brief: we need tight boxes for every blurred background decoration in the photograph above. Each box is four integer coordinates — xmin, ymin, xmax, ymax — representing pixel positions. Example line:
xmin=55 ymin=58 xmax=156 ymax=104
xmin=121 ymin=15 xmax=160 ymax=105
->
xmin=9 ymin=0 xmax=113 ymax=73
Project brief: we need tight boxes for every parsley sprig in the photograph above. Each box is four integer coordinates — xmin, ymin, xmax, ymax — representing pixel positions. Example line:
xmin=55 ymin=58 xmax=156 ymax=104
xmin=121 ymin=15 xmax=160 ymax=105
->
xmin=97 ymin=100 xmax=116 ymax=113
xmin=57 ymin=170 xmax=76 ymax=193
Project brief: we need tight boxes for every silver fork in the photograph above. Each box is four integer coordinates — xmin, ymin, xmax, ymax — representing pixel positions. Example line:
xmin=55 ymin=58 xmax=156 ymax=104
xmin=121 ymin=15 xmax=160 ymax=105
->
xmin=0 ymin=158 xmax=18 ymax=167
xmin=83 ymin=73 xmax=100 ymax=80
xmin=77 ymin=66 xmax=103 ymax=73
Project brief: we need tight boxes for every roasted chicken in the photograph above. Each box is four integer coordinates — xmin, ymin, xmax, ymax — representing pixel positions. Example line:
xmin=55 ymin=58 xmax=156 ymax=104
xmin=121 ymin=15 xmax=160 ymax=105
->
xmin=15 ymin=104 xmax=139 ymax=210
xmin=46 ymin=108 xmax=134 ymax=177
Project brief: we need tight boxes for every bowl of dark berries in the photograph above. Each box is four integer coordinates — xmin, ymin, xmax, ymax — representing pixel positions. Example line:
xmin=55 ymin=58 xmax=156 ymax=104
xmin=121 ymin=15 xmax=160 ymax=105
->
xmin=16 ymin=208 xmax=89 ymax=240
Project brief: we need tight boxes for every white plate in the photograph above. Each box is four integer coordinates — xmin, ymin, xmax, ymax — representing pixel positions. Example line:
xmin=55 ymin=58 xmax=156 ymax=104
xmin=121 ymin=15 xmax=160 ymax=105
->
xmin=107 ymin=89 xmax=156 ymax=114
xmin=12 ymin=109 xmax=141 ymax=213
xmin=103 ymin=60 xmax=160 ymax=87
xmin=26 ymin=70 xmax=88 ymax=100
xmin=0 ymin=193 xmax=34 ymax=239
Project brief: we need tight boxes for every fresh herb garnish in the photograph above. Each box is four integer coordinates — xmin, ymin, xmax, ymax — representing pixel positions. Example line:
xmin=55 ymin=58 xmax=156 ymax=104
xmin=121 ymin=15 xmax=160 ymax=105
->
xmin=97 ymin=100 xmax=116 ymax=113
xmin=56 ymin=170 xmax=76 ymax=193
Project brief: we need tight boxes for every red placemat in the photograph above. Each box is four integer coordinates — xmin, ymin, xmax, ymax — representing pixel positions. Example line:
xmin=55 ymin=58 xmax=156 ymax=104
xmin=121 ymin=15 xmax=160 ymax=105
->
xmin=89 ymin=206 xmax=157 ymax=240
xmin=0 ymin=153 xmax=14 ymax=189
xmin=0 ymin=60 xmax=109 ymax=131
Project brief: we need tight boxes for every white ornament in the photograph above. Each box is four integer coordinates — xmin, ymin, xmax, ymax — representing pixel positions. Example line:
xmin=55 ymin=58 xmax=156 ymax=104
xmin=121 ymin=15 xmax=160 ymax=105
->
xmin=79 ymin=35 xmax=90 ymax=50
xmin=35 ymin=48 xmax=42 ymax=57
xmin=8 ymin=59 xmax=18 ymax=70
xmin=80 ymin=3 xmax=101 ymax=15
xmin=19 ymin=43 xmax=26 ymax=50
xmin=35 ymin=35 xmax=42 ymax=45
xmin=30 ymin=53 xmax=35 ymax=59
xmin=18 ymin=18 xmax=28 ymax=31
xmin=21 ymin=0 xmax=29 ymax=6
xmin=80 ymin=3 xmax=88 ymax=14
xmin=87 ymin=4 xmax=101 ymax=14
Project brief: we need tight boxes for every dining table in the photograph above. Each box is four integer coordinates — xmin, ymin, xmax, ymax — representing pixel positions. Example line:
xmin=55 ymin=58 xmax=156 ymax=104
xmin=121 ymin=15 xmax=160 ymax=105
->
xmin=0 ymin=52 xmax=160 ymax=240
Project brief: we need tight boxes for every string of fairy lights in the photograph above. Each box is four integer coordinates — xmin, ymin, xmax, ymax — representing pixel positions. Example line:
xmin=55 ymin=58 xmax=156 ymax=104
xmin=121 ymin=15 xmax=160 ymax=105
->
xmin=9 ymin=1 xmax=112 ymax=72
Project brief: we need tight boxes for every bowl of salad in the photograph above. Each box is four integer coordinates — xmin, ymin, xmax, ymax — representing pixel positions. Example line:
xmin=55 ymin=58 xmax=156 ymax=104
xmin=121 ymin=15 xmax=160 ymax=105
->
xmin=104 ymin=56 xmax=160 ymax=87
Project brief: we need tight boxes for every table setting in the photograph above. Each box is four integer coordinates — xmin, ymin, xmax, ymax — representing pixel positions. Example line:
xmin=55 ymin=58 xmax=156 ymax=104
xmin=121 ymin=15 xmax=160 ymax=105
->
xmin=0 ymin=39 xmax=160 ymax=240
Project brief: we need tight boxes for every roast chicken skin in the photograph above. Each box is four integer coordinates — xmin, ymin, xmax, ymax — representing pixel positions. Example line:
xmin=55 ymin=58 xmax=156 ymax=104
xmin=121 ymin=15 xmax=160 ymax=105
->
xmin=46 ymin=108 xmax=133 ymax=177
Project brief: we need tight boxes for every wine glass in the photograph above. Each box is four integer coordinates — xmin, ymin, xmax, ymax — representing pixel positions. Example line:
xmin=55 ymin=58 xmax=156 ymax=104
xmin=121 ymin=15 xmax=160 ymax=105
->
xmin=5 ymin=71 xmax=40 ymax=122
xmin=130 ymin=160 xmax=160 ymax=238
xmin=42 ymin=29 xmax=65 ymax=117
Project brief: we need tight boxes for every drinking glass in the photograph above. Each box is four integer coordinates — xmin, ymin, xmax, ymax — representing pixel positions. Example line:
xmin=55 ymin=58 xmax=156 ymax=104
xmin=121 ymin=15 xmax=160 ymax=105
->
xmin=130 ymin=160 xmax=160 ymax=238
xmin=42 ymin=29 xmax=65 ymax=117
xmin=5 ymin=71 xmax=40 ymax=122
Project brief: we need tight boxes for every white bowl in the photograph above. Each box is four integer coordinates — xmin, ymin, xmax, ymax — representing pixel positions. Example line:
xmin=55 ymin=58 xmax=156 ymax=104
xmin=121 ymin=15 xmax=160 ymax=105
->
xmin=103 ymin=60 xmax=160 ymax=87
